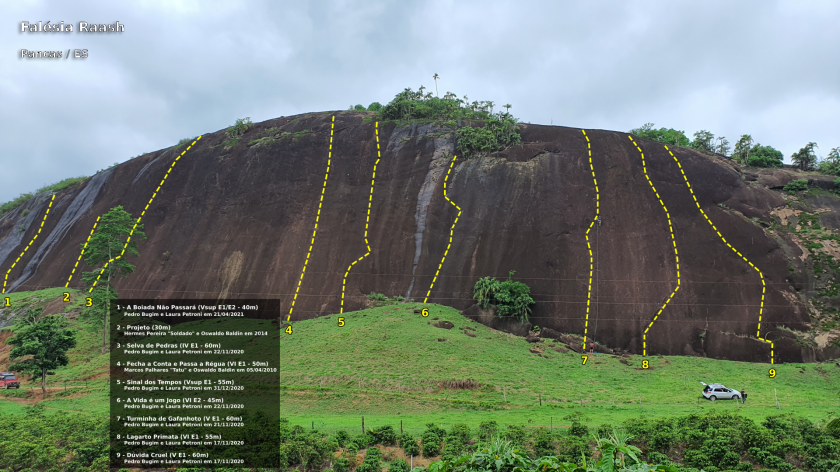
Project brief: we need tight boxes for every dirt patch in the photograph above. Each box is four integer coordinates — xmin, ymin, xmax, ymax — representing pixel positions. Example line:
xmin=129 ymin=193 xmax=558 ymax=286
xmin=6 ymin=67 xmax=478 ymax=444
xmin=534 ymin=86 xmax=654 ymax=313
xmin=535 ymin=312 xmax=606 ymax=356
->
xmin=553 ymin=346 xmax=568 ymax=353
xmin=219 ymin=250 xmax=244 ymax=299
xmin=815 ymin=330 xmax=840 ymax=349
xmin=433 ymin=320 xmax=454 ymax=329
xmin=464 ymin=331 xmax=476 ymax=337
xmin=771 ymin=207 xmax=802 ymax=226
xmin=436 ymin=338 xmax=447 ymax=342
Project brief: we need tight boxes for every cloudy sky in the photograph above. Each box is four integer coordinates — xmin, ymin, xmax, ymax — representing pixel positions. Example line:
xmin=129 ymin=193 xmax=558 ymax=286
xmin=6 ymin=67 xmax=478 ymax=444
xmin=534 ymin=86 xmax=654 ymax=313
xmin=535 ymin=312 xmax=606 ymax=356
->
xmin=1 ymin=0 xmax=838 ymax=202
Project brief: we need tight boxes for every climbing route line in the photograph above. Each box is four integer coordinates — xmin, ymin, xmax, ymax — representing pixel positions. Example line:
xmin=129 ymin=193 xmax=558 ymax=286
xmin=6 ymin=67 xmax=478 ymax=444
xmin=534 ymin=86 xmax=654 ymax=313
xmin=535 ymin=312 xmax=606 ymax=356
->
xmin=663 ymin=144 xmax=773 ymax=364
xmin=289 ymin=116 xmax=335 ymax=320
xmin=88 ymin=136 xmax=202 ymax=292
xmin=581 ymin=130 xmax=600 ymax=350
xmin=340 ymin=122 xmax=381 ymax=313
xmin=629 ymin=136 xmax=681 ymax=357
xmin=65 ymin=216 xmax=100 ymax=287
xmin=3 ymin=195 xmax=55 ymax=294
xmin=423 ymin=155 xmax=461 ymax=304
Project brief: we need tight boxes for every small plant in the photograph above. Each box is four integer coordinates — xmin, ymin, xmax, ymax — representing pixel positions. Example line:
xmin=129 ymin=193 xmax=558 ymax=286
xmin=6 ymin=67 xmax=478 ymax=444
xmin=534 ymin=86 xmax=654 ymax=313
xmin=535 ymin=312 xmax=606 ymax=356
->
xmin=176 ymin=137 xmax=195 ymax=149
xmin=18 ymin=224 xmax=26 ymax=233
xmin=226 ymin=117 xmax=252 ymax=138
xmin=783 ymin=179 xmax=809 ymax=193
xmin=21 ymin=209 xmax=29 ymax=217
xmin=398 ymin=433 xmax=419 ymax=456
xmin=222 ymin=137 xmax=240 ymax=148
xmin=367 ymin=292 xmax=388 ymax=302
xmin=388 ymin=458 xmax=409 ymax=472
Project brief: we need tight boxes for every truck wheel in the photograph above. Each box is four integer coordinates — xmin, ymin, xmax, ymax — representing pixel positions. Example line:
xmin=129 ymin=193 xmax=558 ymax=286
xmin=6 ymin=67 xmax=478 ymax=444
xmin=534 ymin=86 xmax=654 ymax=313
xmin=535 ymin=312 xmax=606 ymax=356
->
xmin=709 ymin=395 xmax=716 ymax=401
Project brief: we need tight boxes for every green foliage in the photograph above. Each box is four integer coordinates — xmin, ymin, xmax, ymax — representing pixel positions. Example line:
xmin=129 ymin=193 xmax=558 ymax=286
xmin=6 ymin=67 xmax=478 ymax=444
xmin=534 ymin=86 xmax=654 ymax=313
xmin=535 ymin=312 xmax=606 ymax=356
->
xmin=441 ymin=437 xmax=465 ymax=462
xmin=423 ymin=426 xmax=443 ymax=457
xmin=0 ymin=192 xmax=34 ymax=217
xmin=792 ymin=142 xmax=819 ymax=171
xmin=629 ymin=123 xmax=690 ymax=147
xmin=390 ymin=458 xmax=411 ymax=472
xmin=21 ymin=208 xmax=30 ymax=216
xmin=36 ymin=176 xmax=87 ymax=194
xmin=734 ymin=134 xmax=755 ymax=163
xmin=80 ymin=206 xmax=146 ymax=288
xmin=690 ymin=130 xmax=716 ymax=153
xmin=399 ymin=433 xmax=420 ymax=456
xmin=0 ymin=410 xmax=107 ymax=470
xmin=478 ymin=420 xmax=499 ymax=441
xmin=334 ymin=457 xmax=351 ymax=472
xmin=472 ymin=271 xmax=535 ymax=324
xmin=379 ymin=87 xmax=521 ymax=159
xmin=370 ymin=425 xmax=398 ymax=446
xmin=747 ymin=144 xmax=784 ymax=168
xmin=354 ymin=104 xmax=366 ymax=111
xmin=449 ymin=424 xmax=472 ymax=444
xmin=8 ymin=315 xmax=77 ymax=393
xmin=368 ymin=102 xmax=383 ymax=112
xmin=504 ymin=424 xmax=528 ymax=446
xmin=226 ymin=117 xmax=253 ymax=137
xmin=818 ymin=147 xmax=840 ymax=176
xmin=456 ymin=114 xmax=521 ymax=159
xmin=783 ymin=179 xmax=809 ymax=193
xmin=368 ymin=292 xmax=388 ymax=301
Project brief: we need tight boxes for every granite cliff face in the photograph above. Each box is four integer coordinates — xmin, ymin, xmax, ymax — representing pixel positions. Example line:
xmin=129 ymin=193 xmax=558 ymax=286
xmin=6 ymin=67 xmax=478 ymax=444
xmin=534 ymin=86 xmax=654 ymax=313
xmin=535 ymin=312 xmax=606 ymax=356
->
xmin=2 ymin=111 xmax=836 ymax=362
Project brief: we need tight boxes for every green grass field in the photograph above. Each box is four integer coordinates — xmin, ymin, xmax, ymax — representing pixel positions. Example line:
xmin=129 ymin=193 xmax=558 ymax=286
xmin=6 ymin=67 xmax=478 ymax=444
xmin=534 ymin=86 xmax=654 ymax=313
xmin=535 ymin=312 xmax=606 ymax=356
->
xmin=279 ymin=302 xmax=840 ymax=433
xmin=3 ymin=289 xmax=839 ymax=435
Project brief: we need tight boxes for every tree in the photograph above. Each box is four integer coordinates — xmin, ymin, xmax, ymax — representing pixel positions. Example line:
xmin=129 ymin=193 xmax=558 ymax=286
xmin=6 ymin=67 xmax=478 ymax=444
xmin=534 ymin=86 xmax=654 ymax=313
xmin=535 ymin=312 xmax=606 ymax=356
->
xmin=690 ymin=130 xmax=715 ymax=153
xmin=629 ymin=123 xmax=690 ymax=147
xmin=81 ymin=206 xmax=146 ymax=352
xmin=733 ymin=134 xmax=754 ymax=164
xmin=432 ymin=73 xmax=439 ymax=98
xmin=715 ymin=136 xmax=730 ymax=156
xmin=747 ymin=144 xmax=784 ymax=168
xmin=503 ymin=104 xmax=512 ymax=115
xmin=791 ymin=142 xmax=818 ymax=171
xmin=8 ymin=314 xmax=77 ymax=396
xmin=818 ymin=147 xmax=840 ymax=176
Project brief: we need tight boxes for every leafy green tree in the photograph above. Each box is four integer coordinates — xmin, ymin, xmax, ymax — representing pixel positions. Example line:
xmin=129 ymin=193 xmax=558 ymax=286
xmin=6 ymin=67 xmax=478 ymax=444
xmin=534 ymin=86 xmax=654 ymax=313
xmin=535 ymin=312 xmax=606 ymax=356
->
xmin=690 ymin=130 xmax=715 ymax=153
xmin=81 ymin=206 xmax=146 ymax=352
xmin=715 ymin=136 xmax=731 ymax=156
xmin=367 ymin=102 xmax=383 ymax=112
xmin=503 ymin=104 xmax=512 ymax=115
xmin=8 ymin=314 xmax=77 ymax=396
xmin=473 ymin=272 xmax=534 ymax=323
xmin=746 ymin=144 xmax=784 ymax=168
xmin=354 ymin=104 xmax=366 ymax=111
xmin=733 ymin=134 xmax=754 ymax=164
xmin=818 ymin=147 xmax=840 ymax=176
xmin=629 ymin=123 xmax=690 ymax=147
xmin=791 ymin=142 xmax=818 ymax=171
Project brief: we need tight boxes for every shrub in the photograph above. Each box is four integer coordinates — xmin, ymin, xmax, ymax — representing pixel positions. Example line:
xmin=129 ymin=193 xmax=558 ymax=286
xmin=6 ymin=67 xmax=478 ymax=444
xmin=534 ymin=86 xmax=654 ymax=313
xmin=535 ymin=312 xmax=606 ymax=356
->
xmin=449 ymin=424 xmax=471 ymax=444
xmin=736 ymin=462 xmax=754 ymax=471
xmin=0 ymin=193 xmax=34 ymax=217
xmin=176 ymin=137 xmax=195 ymax=148
xmin=629 ymin=123 xmax=690 ymax=147
xmin=367 ymin=292 xmax=388 ymax=302
xmin=333 ymin=458 xmax=351 ymax=472
xmin=370 ymin=425 xmax=397 ymax=446
xmin=783 ymin=179 xmax=808 ymax=193
xmin=226 ymin=117 xmax=252 ymax=137
xmin=352 ymin=434 xmax=371 ymax=449
xmin=37 ymin=176 xmax=87 ymax=194
xmin=367 ymin=102 xmax=383 ymax=112
xmin=389 ymin=458 xmax=410 ymax=472
xmin=684 ymin=450 xmax=713 ymax=468
xmin=477 ymin=421 xmax=498 ymax=441
xmin=399 ymin=434 xmax=419 ymax=457
xmin=21 ymin=209 xmax=30 ymax=217
xmin=503 ymin=425 xmax=527 ymax=446
xmin=440 ymin=438 xmax=464 ymax=462
xmin=354 ymin=104 xmax=366 ymax=111
xmin=532 ymin=428 xmax=555 ymax=457
xmin=648 ymin=451 xmax=670 ymax=464
xmin=569 ymin=420 xmax=588 ymax=438
xmin=472 ymin=271 xmax=534 ymax=324
xmin=746 ymin=144 xmax=784 ymax=168
xmin=720 ymin=451 xmax=742 ymax=469
xmin=422 ymin=429 xmax=442 ymax=457
xmin=334 ymin=430 xmax=350 ymax=447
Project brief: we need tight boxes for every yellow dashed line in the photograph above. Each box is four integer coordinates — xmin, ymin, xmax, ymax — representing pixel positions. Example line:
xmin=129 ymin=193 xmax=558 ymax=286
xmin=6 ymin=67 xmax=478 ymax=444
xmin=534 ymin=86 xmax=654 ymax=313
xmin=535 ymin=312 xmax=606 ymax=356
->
xmin=65 ymin=216 xmax=101 ymax=287
xmin=88 ymin=136 xmax=202 ymax=292
xmin=289 ymin=116 xmax=335 ymax=320
xmin=663 ymin=144 xmax=773 ymax=364
xmin=341 ymin=122 xmax=381 ymax=313
xmin=628 ymin=136 xmax=681 ymax=357
xmin=581 ymin=130 xmax=600 ymax=350
xmin=424 ymin=156 xmax=461 ymax=303
xmin=3 ymin=195 xmax=56 ymax=294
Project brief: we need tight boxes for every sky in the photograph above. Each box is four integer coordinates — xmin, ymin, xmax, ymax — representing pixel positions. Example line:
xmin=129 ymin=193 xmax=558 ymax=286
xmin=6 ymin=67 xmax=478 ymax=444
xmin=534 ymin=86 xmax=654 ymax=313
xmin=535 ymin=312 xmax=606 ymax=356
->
xmin=1 ymin=0 xmax=838 ymax=202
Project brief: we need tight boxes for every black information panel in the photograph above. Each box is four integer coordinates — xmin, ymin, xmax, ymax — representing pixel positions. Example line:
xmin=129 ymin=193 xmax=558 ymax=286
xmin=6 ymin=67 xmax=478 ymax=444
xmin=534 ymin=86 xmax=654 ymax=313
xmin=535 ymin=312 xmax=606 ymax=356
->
xmin=110 ymin=299 xmax=282 ymax=469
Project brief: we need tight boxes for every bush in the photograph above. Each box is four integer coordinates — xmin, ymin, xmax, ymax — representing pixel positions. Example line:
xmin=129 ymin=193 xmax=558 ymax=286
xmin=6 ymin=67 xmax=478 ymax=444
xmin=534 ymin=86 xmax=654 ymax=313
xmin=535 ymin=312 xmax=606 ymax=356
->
xmin=477 ymin=421 xmax=498 ymax=441
xmin=449 ymin=424 xmax=471 ymax=444
xmin=226 ymin=117 xmax=252 ymax=137
xmin=389 ymin=458 xmax=410 ymax=472
xmin=472 ymin=271 xmax=534 ymax=324
xmin=456 ymin=114 xmax=521 ymax=159
xmin=736 ymin=462 xmax=754 ymax=471
xmin=367 ymin=292 xmax=388 ymax=302
xmin=648 ymin=451 xmax=670 ymax=464
xmin=421 ymin=432 xmax=440 ymax=457
xmin=684 ymin=450 xmax=713 ymax=468
xmin=399 ymin=434 xmax=419 ymax=457
xmin=370 ymin=425 xmax=397 ymax=446
xmin=0 ymin=193 xmax=34 ymax=217
xmin=354 ymin=104 xmax=366 ymax=111
xmin=440 ymin=437 xmax=464 ymax=462
xmin=746 ymin=145 xmax=784 ymax=168
xmin=333 ymin=457 xmax=351 ymax=472
xmin=367 ymin=102 xmax=383 ymax=112
xmin=783 ymin=179 xmax=809 ymax=193
xmin=37 ymin=176 xmax=87 ymax=194
xmin=629 ymin=123 xmax=690 ymax=147
xmin=503 ymin=425 xmax=527 ymax=445
xmin=569 ymin=420 xmax=588 ymax=438
xmin=720 ymin=451 xmax=742 ymax=469
xmin=335 ymin=430 xmax=350 ymax=447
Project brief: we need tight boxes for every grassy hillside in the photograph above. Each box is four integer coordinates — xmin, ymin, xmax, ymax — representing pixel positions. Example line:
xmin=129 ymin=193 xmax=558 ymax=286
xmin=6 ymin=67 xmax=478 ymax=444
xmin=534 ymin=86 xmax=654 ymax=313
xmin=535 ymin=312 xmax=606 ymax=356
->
xmin=280 ymin=302 xmax=840 ymax=433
